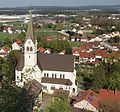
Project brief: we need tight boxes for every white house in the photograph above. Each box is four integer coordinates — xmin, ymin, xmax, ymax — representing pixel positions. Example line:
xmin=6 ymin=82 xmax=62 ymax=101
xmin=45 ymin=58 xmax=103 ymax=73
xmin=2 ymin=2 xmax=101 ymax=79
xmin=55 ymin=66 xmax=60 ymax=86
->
xmin=12 ymin=40 xmax=23 ymax=50
xmin=0 ymin=47 xmax=10 ymax=57
xmin=15 ymin=12 xmax=77 ymax=96
xmin=73 ymin=90 xmax=99 ymax=112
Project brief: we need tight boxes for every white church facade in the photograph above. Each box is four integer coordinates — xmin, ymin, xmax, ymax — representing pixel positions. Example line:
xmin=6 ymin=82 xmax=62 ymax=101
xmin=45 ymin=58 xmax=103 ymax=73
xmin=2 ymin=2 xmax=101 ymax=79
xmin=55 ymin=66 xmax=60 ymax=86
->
xmin=15 ymin=12 xmax=77 ymax=95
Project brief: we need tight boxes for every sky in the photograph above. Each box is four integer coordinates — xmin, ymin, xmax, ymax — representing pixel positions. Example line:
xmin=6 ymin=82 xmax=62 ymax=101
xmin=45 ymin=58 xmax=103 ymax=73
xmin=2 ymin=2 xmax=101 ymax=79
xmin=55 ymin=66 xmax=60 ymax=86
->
xmin=0 ymin=0 xmax=120 ymax=8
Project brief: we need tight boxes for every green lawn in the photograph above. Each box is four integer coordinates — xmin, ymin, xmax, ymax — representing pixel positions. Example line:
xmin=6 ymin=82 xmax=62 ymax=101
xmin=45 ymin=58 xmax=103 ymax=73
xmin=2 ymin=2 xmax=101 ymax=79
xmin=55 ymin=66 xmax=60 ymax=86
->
xmin=68 ymin=41 xmax=84 ymax=47
xmin=35 ymin=31 xmax=65 ymax=38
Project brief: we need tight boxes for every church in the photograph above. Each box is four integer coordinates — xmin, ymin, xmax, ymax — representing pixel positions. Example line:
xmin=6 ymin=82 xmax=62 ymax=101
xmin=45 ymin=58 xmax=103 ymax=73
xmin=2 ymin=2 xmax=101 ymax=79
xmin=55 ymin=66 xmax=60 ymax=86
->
xmin=15 ymin=12 xmax=77 ymax=95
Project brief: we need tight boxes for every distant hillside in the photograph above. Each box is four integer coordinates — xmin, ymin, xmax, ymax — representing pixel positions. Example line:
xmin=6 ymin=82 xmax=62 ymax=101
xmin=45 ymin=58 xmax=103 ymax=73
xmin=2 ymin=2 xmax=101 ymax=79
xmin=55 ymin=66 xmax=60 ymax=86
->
xmin=2 ymin=5 xmax=120 ymax=11
xmin=0 ymin=5 xmax=120 ymax=14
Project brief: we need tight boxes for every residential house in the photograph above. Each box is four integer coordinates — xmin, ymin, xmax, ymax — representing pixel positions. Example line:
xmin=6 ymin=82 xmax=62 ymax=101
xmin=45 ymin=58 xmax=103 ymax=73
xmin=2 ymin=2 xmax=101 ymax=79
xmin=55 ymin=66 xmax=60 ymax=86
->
xmin=0 ymin=47 xmax=11 ymax=57
xmin=73 ymin=90 xmax=100 ymax=112
xmin=12 ymin=40 xmax=23 ymax=50
xmin=99 ymin=89 xmax=120 ymax=102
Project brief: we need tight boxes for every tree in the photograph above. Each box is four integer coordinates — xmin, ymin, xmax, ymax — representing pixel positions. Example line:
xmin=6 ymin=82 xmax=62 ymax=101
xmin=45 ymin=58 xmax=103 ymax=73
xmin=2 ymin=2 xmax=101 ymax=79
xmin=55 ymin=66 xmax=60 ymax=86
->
xmin=91 ymin=63 xmax=106 ymax=91
xmin=0 ymin=83 xmax=33 ymax=112
xmin=48 ymin=40 xmax=71 ymax=53
xmin=16 ymin=32 xmax=26 ymax=42
xmin=46 ymin=93 xmax=70 ymax=112
xmin=108 ymin=71 xmax=120 ymax=91
xmin=6 ymin=51 xmax=20 ymax=82
xmin=100 ymin=100 xmax=120 ymax=112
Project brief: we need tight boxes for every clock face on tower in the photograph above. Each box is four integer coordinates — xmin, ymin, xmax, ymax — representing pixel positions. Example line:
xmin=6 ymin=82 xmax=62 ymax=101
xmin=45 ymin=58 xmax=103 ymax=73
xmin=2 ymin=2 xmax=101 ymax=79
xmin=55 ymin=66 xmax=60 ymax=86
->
xmin=28 ymin=40 xmax=31 ymax=44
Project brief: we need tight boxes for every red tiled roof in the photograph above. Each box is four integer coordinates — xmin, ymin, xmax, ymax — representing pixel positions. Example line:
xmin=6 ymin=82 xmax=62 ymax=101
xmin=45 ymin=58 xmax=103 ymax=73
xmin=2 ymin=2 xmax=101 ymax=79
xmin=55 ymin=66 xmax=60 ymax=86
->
xmin=72 ymin=47 xmax=80 ymax=54
xmin=3 ymin=47 xmax=10 ymax=53
xmin=99 ymin=89 xmax=120 ymax=102
xmin=79 ymin=52 xmax=95 ymax=58
xmin=79 ymin=45 xmax=92 ymax=51
xmin=16 ymin=40 xmax=23 ymax=45
xmin=95 ymin=50 xmax=107 ymax=58
xmin=107 ymin=51 xmax=120 ymax=59
xmin=0 ymin=52 xmax=6 ymax=55
xmin=74 ymin=90 xmax=100 ymax=109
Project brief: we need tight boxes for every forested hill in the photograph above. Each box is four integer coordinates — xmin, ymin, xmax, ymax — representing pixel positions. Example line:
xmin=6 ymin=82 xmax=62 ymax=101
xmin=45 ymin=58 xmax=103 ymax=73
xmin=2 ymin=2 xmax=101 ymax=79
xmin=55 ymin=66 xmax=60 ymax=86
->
xmin=0 ymin=5 xmax=120 ymax=14
xmin=0 ymin=5 xmax=120 ymax=11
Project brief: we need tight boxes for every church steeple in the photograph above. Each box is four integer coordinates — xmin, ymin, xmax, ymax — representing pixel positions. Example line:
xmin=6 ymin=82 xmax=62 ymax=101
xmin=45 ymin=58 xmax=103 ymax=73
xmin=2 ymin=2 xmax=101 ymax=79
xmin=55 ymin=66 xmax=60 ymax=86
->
xmin=26 ymin=11 xmax=35 ymax=43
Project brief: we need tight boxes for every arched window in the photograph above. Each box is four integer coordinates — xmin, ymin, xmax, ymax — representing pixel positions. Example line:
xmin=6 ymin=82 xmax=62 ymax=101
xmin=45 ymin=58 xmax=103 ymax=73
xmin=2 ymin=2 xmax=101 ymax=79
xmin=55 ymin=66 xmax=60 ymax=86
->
xmin=55 ymin=74 xmax=57 ymax=78
xmin=52 ymin=74 xmax=54 ymax=78
xmin=51 ymin=85 xmax=55 ymax=90
xmin=27 ymin=47 xmax=29 ymax=51
xmin=63 ymin=74 xmax=65 ymax=79
xmin=30 ymin=47 xmax=33 ymax=51
xmin=60 ymin=74 xmax=62 ymax=79
xmin=59 ymin=86 xmax=63 ymax=90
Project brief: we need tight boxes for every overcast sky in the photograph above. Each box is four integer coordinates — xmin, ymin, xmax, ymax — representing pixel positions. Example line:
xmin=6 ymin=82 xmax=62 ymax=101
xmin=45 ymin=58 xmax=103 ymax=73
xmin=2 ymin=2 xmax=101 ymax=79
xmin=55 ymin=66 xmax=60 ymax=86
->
xmin=0 ymin=0 xmax=120 ymax=8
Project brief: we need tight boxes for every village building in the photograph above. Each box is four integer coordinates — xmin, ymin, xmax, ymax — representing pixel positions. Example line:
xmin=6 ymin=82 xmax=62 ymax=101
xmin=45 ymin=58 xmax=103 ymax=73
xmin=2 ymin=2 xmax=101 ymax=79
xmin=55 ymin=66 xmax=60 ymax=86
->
xmin=0 ymin=47 xmax=11 ymax=58
xmin=15 ymin=12 xmax=77 ymax=96
xmin=73 ymin=90 xmax=100 ymax=112
xmin=12 ymin=40 xmax=23 ymax=50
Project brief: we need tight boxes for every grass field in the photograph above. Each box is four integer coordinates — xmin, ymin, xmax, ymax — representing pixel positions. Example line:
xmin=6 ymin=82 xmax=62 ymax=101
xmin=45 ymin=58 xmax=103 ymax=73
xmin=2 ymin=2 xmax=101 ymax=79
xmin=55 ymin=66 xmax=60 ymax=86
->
xmin=68 ymin=41 xmax=84 ymax=47
xmin=35 ymin=31 xmax=66 ymax=38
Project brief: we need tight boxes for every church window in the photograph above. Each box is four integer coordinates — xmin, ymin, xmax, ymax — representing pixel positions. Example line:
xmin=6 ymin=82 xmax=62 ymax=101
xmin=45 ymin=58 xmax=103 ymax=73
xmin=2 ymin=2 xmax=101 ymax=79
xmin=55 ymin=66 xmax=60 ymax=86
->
xmin=63 ymin=74 xmax=65 ymax=79
xmin=43 ymin=86 xmax=47 ymax=89
xmin=59 ymin=86 xmax=63 ymax=90
xmin=73 ymin=88 xmax=75 ymax=93
xmin=60 ymin=74 xmax=62 ymax=78
xmin=52 ymin=74 xmax=54 ymax=78
xmin=44 ymin=73 xmax=46 ymax=77
xmin=51 ymin=85 xmax=55 ymax=90
xmin=47 ymin=73 xmax=49 ymax=77
xmin=27 ymin=47 xmax=29 ymax=51
xmin=55 ymin=74 xmax=57 ymax=78
xmin=24 ymin=82 xmax=26 ymax=86
xmin=30 ymin=47 xmax=33 ymax=51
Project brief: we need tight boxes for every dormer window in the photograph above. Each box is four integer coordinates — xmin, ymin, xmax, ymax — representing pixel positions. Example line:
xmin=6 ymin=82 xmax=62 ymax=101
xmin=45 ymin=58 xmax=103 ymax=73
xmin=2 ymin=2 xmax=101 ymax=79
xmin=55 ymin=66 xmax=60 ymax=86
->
xmin=27 ymin=47 xmax=29 ymax=51
xmin=30 ymin=47 xmax=33 ymax=51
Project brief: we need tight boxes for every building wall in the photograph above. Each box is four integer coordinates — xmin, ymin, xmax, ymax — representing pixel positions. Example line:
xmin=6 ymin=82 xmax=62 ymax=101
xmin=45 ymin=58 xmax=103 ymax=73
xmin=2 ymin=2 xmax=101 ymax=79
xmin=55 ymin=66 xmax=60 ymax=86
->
xmin=15 ymin=65 xmax=42 ymax=87
xmin=41 ymin=70 xmax=77 ymax=94
xmin=74 ymin=100 xmax=98 ymax=112
xmin=12 ymin=42 xmax=21 ymax=50
xmin=24 ymin=39 xmax=37 ymax=66
xmin=42 ymin=83 xmax=72 ymax=94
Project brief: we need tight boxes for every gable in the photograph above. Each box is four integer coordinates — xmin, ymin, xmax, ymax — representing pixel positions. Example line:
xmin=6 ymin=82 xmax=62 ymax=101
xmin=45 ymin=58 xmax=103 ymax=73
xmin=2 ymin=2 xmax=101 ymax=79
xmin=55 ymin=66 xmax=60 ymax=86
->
xmin=24 ymin=39 xmax=34 ymax=47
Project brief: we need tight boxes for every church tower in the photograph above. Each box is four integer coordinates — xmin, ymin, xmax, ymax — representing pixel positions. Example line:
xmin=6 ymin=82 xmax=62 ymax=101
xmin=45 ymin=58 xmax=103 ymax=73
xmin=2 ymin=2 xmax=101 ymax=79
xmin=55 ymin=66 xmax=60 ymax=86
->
xmin=24 ymin=11 xmax=37 ymax=67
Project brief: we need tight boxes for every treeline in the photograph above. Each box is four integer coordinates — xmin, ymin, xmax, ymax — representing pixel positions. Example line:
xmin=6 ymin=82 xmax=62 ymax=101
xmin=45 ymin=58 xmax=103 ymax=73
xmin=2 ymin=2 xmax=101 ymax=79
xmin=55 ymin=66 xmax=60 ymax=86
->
xmin=77 ymin=60 xmax=120 ymax=91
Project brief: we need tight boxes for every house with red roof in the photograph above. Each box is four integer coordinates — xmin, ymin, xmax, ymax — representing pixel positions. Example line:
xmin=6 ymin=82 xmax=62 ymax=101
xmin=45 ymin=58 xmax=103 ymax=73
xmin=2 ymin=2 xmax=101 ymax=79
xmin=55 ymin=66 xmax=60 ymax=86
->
xmin=79 ymin=52 xmax=96 ymax=63
xmin=99 ymin=89 xmax=120 ymax=102
xmin=73 ymin=90 xmax=100 ymax=112
xmin=59 ymin=50 xmax=66 ymax=55
xmin=94 ymin=50 xmax=107 ymax=61
xmin=12 ymin=40 xmax=23 ymax=50
xmin=72 ymin=89 xmax=120 ymax=112
xmin=0 ymin=47 xmax=11 ymax=57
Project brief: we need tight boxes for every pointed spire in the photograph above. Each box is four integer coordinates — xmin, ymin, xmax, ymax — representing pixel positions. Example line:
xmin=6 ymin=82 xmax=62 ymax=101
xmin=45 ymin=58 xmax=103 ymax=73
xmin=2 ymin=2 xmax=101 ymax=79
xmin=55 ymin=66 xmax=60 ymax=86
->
xmin=26 ymin=11 xmax=35 ymax=43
